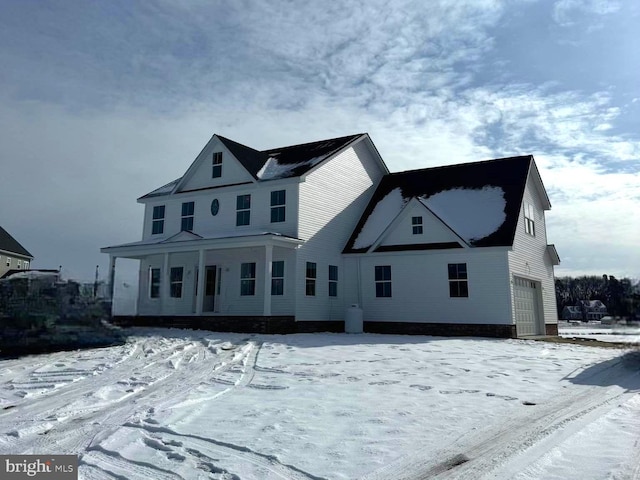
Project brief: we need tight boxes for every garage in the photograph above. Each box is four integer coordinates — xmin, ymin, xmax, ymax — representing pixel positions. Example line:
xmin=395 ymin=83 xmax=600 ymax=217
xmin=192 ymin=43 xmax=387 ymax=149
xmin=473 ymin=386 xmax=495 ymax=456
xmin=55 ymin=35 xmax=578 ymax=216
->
xmin=513 ymin=276 xmax=542 ymax=336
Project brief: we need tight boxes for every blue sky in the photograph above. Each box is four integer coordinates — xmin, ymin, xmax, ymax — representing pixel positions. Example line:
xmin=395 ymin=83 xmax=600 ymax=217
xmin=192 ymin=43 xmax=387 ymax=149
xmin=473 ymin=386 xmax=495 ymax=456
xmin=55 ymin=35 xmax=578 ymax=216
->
xmin=0 ymin=0 xmax=638 ymax=282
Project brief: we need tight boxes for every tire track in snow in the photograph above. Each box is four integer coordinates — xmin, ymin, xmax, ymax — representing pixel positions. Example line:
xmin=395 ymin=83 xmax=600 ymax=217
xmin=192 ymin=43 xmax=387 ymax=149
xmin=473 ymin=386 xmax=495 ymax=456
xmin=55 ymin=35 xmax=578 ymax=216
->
xmin=361 ymin=354 xmax=640 ymax=480
xmin=124 ymin=421 xmax=328 ymax=480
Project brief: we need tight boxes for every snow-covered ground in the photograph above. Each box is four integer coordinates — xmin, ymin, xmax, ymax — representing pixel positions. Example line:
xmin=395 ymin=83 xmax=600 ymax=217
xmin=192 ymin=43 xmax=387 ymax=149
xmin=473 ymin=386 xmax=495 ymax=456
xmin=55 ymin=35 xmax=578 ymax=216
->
xmin=1 ymin=329 xmax=639 ymax=479
xmin=559 ymin=321 xmax=640 ymax=345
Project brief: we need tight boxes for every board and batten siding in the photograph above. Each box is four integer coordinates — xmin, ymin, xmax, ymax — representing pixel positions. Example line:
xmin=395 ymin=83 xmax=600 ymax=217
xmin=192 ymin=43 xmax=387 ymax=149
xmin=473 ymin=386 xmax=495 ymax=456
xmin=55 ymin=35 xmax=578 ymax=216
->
xmin=508 ymin=172 xmax=558 ymax=326
xmin=345 ymin=249 xmax=512 ymax=325
xmin=140 ymin=180 xmax=300 ymax=241
xmin=295 ymin=140 xmax=386 ymax=321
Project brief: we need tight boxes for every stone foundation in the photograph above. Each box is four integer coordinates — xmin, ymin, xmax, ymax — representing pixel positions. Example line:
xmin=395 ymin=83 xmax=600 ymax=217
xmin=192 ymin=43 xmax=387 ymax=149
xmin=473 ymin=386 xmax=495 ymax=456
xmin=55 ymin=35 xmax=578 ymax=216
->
xmin=364 ymin=321 xmax=517 ymax=338
xmin=545 ymin=323 xmax=559 ymax=336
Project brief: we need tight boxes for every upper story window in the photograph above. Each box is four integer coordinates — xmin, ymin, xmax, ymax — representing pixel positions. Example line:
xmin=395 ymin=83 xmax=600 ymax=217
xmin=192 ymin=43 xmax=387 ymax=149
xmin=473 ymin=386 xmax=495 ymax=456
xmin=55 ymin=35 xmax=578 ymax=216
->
xmin=23 ymin=261 xmax=29 ymax=269
xmin=181 ymin=202 xmax=195 ymax=231
xmin=328 ymin=265 xmax=338 ymax=297
xmin=152 ymin=205 xmax=165 ymax=235
xmin=375 ymin=265 xmax=392 ymax=297
xmin=212 ymin=152 xmax=223 ymax=178
xmin=306 ymin=262 xmax=316 ymax=296
xmin=524 ymin=202 xmax=535 ymax=236
xmin=412 ymin=216 xmax=423 ymax=235
xmin=448 ymin=263 xmax=468 ymax=297
xmin=17 ymin=260 xmax=21 ymax=269
xmin=271 ymin=260 xmax=284 ymax=296
xmin=236 ymin=194 xmax=251 ymax=226
xmin=271 ymin=190 xmax=286 ymax=223
xmin=5 ymin=257 xmax=10 ymax=267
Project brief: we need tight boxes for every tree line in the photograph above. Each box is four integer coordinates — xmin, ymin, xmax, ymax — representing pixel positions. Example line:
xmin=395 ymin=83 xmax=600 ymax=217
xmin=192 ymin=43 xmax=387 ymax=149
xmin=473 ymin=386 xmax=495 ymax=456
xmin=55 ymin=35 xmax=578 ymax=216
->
xmin=555 ymin=275 xmax=640 ymax=319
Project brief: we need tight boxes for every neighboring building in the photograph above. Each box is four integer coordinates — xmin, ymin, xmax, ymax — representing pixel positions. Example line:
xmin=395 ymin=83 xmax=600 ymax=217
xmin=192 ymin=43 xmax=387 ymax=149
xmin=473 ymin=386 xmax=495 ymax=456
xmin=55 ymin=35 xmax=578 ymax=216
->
xmin=562 ymin=300 xmax=608 ymax=321
xmin=0 ymin=226 xmax=33 ymax=278
xmin=102 ymin=133 xmax=560 ymax=338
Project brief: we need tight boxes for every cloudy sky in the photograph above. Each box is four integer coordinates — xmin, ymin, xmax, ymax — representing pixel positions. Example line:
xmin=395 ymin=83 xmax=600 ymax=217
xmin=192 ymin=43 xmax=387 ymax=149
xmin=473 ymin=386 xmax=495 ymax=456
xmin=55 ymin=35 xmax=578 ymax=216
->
xmin=0 ymin=0 xmax=638 ymax=283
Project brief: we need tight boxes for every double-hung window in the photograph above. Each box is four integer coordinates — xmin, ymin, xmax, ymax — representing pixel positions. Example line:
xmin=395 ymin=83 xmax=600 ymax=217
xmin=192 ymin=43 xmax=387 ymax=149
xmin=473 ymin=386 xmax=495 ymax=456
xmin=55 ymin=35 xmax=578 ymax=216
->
xmin=328 ymin=265 xmax=338 ymax=297
xmin=271 ymin=261 xmax=284 ymax=296
xmin=181 ymin=202 xmax=195 ymax=231
xmin=524 ymin=203 xmax=535 ymax=236
xmin=170 ymin=267 xmax=184 ymax=298
xmin=17 ymin=260 xmax=21 ymax=269
xmin=241 ymin=262 xmax=256 ymax=296
xmin=270 ymin=190 xmax=286 ymax=223
xmin=448 ymin=263 xmax=468 ymax=297
xmin=375 ymin=265 xmax=392 ymax=297
xmin=149 ymin=268 xmax=161 ymax=298
xmin=412 ymin=216 xmax=423 ymax=235
xmin=306 ymin=262 xmax=316 ymax=296
xmin=152 ymin=205 xmax=165 ymax=235
xmin=236 ymin=194 xmax=251 ymax=226
xmin=23 ymin=261 xmax=29 ymax=269
xmin=212 ymin=152 xmax=223 ymax=178
xmin=5 ymin=257 xmax=10 ymax=267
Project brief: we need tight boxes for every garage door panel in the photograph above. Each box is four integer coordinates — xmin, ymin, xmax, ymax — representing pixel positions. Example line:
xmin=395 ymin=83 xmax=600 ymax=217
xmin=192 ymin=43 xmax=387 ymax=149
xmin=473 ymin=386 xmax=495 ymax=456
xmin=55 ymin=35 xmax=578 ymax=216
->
xmin=514 ymin=277 xmax=541 ymax=336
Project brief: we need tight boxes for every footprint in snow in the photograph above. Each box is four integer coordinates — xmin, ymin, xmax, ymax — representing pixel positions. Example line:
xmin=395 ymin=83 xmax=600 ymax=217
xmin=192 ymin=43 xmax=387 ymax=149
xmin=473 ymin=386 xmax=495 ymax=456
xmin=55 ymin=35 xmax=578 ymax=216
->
xmin=409 ymin=384 xmax=433 ymax=391
xmin=486 ymin=393 xmax=517 ymax=400
xmin=369 ymin=380 xmax=400 ymax=386
xmin=439 ymin=389 xmax=480 ymax=395
xmin=167 ymin=452 xmax=185 ymax=462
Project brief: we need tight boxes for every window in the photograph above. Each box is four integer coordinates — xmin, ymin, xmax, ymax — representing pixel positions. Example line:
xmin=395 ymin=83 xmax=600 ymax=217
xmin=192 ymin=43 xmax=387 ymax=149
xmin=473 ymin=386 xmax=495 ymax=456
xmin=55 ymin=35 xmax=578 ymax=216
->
xmin=271 ymin=261 xmax=284 ymax=296
xmin=6 ymin=257 xmax=10 ymax=267
xmin=181 ymin=202 xmax=195 ymax=231
xmin=412 ymin=216 xmax=423 ymax=235
xmin=270 ymin=190 xmax=286 ymax=223
xmin=328 ymin=265 xmax=338 ymax=297
xmin=149 ymin=268 xmax=161 ymax=298
xmin=17 ymin=260 xmax=21 ymax=269
xmin=306 ymin=262 xmax=316 ymax=296
xmin=212 ymin=152 xmax=223 ymax=178
xmin=524 ymin=202 xmax=535 ymax=236
xmin=236 ymin=194 xmax=251 ymax=226
xmin=241 ymin=262 xmax=256 ymax=296
xmin=448 ymin=263 xmax=468 ymax=297
xmin=170 ymin=267 xmax=184 ymax=298
xmin=152 ymin=205 xmax=165 ymax=235
xmin=375 ymin=265 xmax=392 ymax=297
xmin=23 ymin=261 xmax=29 ymax=269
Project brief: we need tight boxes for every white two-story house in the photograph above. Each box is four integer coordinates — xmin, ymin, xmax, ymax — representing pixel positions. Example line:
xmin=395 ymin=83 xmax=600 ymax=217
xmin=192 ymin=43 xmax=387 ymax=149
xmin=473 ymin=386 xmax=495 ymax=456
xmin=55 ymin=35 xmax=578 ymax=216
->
xmin=102 ymin=133 xmax=560 ymax=337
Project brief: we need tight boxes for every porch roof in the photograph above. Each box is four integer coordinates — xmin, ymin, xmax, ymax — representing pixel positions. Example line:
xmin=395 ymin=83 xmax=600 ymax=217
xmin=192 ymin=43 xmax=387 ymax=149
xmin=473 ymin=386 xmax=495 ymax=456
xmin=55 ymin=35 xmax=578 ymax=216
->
xmin=101 ymin=231 xmax=304 ymax=258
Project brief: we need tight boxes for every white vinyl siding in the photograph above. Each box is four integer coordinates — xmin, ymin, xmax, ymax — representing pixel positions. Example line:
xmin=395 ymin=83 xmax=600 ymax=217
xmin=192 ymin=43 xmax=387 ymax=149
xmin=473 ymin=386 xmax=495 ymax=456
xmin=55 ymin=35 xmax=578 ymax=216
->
xmin=296 ymin=140 xmax=385 ymax=321
xmin=508 ymin=172 xmax=558 ymax=327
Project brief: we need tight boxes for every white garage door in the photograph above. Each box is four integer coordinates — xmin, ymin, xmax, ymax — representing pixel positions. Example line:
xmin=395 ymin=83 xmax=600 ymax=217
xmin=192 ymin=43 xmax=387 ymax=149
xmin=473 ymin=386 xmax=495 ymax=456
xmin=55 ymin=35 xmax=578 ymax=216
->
xmin=513 ymin=277 xmax=542 ymax=336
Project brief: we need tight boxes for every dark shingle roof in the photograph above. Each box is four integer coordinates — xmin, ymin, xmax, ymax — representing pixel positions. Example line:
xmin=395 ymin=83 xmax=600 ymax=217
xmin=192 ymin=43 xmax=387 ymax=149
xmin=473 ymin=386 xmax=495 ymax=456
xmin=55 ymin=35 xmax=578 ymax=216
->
xmin=344 ymin=155 xmax=534 ymax=252
xmin=218 ymin=136 xmax=269 ymax=178
xmin=0 ymin=226 xmax=33 ymax=258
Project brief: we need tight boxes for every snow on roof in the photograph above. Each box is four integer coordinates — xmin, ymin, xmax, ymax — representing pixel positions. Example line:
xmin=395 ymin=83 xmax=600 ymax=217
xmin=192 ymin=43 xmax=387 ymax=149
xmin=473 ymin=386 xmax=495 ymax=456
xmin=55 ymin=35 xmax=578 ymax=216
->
xmin=353 ymin=188 xmax=404 ymax=249
xmin=256 ymin=156 xmax=326 ymax=180
xmin=2 ymin=271 xmax=59 ymax=281
xmin=420 ymin=186 xmax=507 ymax=243
xmin=141 ymin=178 xmax=180 ymax=198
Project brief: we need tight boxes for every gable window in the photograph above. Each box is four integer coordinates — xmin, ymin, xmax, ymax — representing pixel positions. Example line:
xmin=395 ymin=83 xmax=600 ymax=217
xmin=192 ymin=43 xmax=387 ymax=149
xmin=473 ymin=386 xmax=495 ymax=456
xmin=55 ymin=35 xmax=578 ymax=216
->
xmin=149 ymin=267 xmax=161 ymax=298
xmin=448 ymin=263 xmax=468 ymax=297
xmin=271 ymin=260 xmax=284 ymax=296
xmin=212 ymin=152 xmax=223 ymax=178
xmin=328 ymin=265 xmax=338 ymax=297
xmin=181 ymin=202 xmax=195 ymax=231
xmin=270 ymin=190 xmax=286 ymax=223
xmin=306 ymin=262 xmax=316 ymax=296
xmin=375 ymin=265 xmax=392 ymax=297
xmin=170 ymin=267 xmax=184 ymax=298
xmin=524 ymin=203 xmax=535 ymax=236
xmin=236 ymin=194 xmax=251 ymax=226
xmin=241 ymin=262 xmax=256 ymax=296
xmin=412 ymin=216 xmax=423 ymax=235
xmin=152 ymin=205 xmax=165 ymax=235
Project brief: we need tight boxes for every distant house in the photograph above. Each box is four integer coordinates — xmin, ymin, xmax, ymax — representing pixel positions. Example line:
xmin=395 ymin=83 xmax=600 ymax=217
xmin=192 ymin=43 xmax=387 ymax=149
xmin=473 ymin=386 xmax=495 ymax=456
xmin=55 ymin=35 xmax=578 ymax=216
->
xmin=561 ymin=300 xmax=608 ymax=321
xmin=0 ymin=226 xmax=33 ymax=278
xmin=102 ymin=133 xmax=560 ymax=338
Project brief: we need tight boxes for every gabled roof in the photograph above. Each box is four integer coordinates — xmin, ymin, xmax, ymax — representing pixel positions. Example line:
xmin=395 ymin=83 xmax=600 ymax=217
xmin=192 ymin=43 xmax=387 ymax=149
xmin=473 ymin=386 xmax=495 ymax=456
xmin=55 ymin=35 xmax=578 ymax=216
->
xmin=140 ymin=133 xmax=369 ymax=199
xmin=344 ymin=155 xmax=536 ymax=253
xmin=0 ymin=226 xmax=33 ymax=258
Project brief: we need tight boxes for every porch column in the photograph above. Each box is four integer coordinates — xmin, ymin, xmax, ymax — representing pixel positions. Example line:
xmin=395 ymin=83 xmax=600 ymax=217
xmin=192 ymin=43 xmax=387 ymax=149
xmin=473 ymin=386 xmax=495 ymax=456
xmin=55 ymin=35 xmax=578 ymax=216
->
xmin=108 ymin=255 xmax=116 ymax=300
xmin=263 ymin=245 xmax=273 ymax=316
xmin=196 ymin=248 xmax=205 ymax=315
xmin=161 ymin=252 xmax=170 ymax=311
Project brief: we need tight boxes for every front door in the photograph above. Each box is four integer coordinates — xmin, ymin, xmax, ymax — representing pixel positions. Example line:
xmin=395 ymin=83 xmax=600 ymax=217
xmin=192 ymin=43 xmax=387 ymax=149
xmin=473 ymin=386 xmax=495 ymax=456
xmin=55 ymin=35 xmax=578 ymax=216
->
xmin=203 ymin=266 xmax=217 ymax=312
